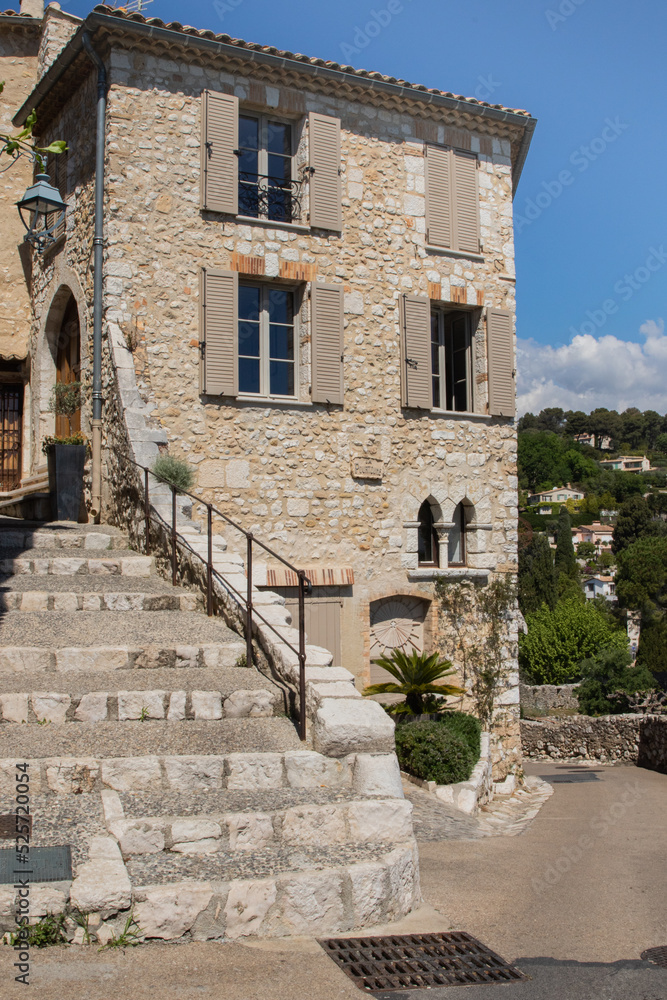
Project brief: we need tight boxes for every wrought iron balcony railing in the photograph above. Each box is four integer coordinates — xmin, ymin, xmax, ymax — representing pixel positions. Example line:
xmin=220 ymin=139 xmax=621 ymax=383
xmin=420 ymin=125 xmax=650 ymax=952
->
xmin=238 ymin=171 xmax=304 ymax=224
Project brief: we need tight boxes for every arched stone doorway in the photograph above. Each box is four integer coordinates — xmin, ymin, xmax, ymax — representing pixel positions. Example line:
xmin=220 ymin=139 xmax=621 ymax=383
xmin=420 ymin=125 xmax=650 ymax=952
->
xmin=54 ymin=294 xmax=81 ymax=437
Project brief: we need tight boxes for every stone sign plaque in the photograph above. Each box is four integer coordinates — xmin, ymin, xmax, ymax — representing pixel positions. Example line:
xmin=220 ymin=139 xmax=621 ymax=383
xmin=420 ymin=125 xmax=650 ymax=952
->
xmin=351 ymin=458 xmax=383 ymax=480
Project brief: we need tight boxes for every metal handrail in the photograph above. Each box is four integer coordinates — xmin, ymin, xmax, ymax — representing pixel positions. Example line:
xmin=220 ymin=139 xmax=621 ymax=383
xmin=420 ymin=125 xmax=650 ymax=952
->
xmin=126 ymin=457 xmax=311 ymax=740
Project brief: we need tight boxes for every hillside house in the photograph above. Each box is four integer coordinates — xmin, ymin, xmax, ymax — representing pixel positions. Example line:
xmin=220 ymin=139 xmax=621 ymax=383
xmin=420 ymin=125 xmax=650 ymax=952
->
xmin=573 ymin=521 xmax=614 ymax=551
xmin=527 ymin=484 xmax=584 ymax=506
xmin=599 ymin=455 xmax=652 ymax=473
xmin=583 ymin=575 xmax=616 ymax=602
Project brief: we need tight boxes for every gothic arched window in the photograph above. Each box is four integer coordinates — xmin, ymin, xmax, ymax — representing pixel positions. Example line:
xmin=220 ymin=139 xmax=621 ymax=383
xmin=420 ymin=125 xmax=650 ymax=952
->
xmin=418 ymin=500 xmax=439 ymax=567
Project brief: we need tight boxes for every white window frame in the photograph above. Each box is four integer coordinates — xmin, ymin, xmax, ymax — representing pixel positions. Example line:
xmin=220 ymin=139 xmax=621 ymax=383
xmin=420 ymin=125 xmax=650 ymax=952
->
xmin=238 ymin=281 xmax=300 ymax=401
xmin=237 ymin=112 xmax=296 ymax=222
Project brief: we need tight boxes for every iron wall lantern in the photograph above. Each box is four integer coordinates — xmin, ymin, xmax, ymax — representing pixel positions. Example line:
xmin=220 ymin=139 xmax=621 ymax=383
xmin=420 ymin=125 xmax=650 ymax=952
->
xmin=16 ymin=173 xmax=66 ymax=252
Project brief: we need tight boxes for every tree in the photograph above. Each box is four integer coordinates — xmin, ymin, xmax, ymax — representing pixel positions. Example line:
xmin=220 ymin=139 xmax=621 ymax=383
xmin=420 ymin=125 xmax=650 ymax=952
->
xmin=536 ymin=407 xmax=565 ymax=434
xmin=655 ymin=433 xmax=667 ymax=455
xmin=564 ymin=410 xmax=589 ymax=438
xmin=555 ymin=507 xmax=578 ymax=580
xmin=576 ymin=648 xmax=657 ymax=716
xmin=518 ymin=431 xmax=567 ymax=493
xmin=362 ymin=649 xmax=464 ymax=715
xmin=519 ymin=598 xmax=629 ymax=684
xmin=636 ymin=615 xmax=667 ymax=676
xmin=577 ymin=542 xmax=597 ymax=561
xmin=644 ymin=410 xmax=663 ymax=449
xmin=519 ymin=532 xmax=558 ymax=615
xmin=621 ymin=407 xmax=647 ymax=450
xmin=615 ymin=536 xmax=667 ymax=612
xmin=612 ymin=496 xmax=652 ymax=554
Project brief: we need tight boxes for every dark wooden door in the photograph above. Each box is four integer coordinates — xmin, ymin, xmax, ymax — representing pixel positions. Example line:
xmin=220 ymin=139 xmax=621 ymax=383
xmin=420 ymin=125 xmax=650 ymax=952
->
xmin=0 ymin=385 xmax=23 ymax=492
xmin=55 ymin=296 xmax=80 ymax=437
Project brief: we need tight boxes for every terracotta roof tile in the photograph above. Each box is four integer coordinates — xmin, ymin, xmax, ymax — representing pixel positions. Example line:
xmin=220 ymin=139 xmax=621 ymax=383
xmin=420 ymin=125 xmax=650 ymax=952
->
xmin=90 ymin=4 xmax=530 ymax=117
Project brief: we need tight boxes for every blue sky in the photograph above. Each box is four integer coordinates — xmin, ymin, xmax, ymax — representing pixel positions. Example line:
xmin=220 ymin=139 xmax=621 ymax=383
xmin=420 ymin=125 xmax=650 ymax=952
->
xmin=60 ymin=0 xmax=667 ymax=413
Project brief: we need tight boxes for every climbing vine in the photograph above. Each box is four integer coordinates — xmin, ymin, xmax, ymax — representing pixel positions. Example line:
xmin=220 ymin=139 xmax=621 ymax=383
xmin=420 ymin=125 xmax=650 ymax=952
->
xmin=435 ymin=575 xmax=518 ymax=725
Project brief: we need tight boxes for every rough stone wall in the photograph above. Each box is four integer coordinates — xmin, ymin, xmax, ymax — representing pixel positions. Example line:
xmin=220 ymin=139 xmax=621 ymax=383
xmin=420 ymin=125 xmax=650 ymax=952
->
xmin=98 ymin=45 xmax=518 ymax=676
xmin=522 ymin=714 xmax=667 ymax=773
xmin=520 ymin=683 xmax=580 ymax=715
xmin=36 ymin=5 xmax=79 ymax=79
xmin=0 ymin=23 xmax=39 ymax=362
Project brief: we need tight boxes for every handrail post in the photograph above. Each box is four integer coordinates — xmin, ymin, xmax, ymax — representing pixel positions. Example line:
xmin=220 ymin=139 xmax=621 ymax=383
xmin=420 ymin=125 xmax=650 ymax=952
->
xmin=206 ymin=503 xmax=213 ymax=617
xmin=144 ymin=467 xmax=150 ymax=556
xmin=246 ymin=533 xmax=253 ymax=667
xmin=171 ymin=485 xmax=177 ymax=586
xmin=297 ymin=570 xmax=307 ymax=741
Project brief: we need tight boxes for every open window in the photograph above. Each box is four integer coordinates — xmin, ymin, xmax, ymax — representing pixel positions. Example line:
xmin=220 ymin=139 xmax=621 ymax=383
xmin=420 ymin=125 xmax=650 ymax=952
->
xmin=418 ymin=500 xmax=439 ymax=567
xmin=431 ymin=308 xmax=472 ymax=412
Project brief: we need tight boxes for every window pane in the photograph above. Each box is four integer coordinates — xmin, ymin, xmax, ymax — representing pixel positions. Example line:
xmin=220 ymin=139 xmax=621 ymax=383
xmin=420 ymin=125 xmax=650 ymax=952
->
xmin=418 ymin=501 xmax=437 ymax=566
xmin=239 ymin=116 xmax=259 ymax=149
xmin=432 ymin=376 xmax=440 ymax=409
xmin=445 ymin=313 xmax=469 ymax=412
xmin=270 ymin=360 xmax=294 ymax=396
xmin=267 ymin=121 xmax=291 ymax=156
xmin=238 ymin=321 xmax=260 ymax=358
xmin=268 ymin=290 xmax=293 ymax=324
xmin=239 ymin=285 xmax=261 ymax=321
xmin=267 ymin=153 xmax=291 ymax=184
xmin=270 ymin=324 xmax=294 ymax=361
xmin=239 ymin=357 xmax=260 ymax=394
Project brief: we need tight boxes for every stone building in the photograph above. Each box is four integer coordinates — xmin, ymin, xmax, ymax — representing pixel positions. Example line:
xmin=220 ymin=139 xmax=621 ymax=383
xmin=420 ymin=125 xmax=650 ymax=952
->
xmin=2 ymin=2 xmax=535 ymax=778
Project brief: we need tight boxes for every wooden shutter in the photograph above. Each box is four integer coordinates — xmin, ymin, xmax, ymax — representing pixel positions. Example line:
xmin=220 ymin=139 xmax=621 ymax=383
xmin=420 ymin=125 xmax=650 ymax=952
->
xmin=425 ymin=144 xmax=452 ymax=249
xmin=46 ymin=149 xmax=67 ymax=239
xmin=311 ymin=283 xmax=344 ymax=405
xmin=486 ymin=308 xmax=515 ymax=418
xmin=453 ymin=149 xmax=479 ymax=254
xmin=308 ymin=113 xmax=342 ymax=231
xmin=400 ymin=295 xmax=432 ymax=409
xmin=201 ymin=90 xmax=238 ymax=215
xmin=200 ymin=268 xmax=238 ymax=396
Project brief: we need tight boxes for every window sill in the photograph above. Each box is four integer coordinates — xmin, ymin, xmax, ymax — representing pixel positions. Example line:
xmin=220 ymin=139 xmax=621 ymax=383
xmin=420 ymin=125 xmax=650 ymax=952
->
xmin=430 ymin=409 xmax=492 ymax=421
xmin=407 ymin=567 xmax=491 ymax=581
xmin=425 ymin=246 xmax=485 ymax=263
xmin=235 ymin=394 xmax=313 ymax=408
xmin=235 ymin=215 xmax=311 ymax=233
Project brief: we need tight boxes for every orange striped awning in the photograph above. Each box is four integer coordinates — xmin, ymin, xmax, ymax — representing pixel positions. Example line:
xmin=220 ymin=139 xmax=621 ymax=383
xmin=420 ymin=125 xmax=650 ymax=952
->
xmin=265 ymin=566 xmax=354 ymax=588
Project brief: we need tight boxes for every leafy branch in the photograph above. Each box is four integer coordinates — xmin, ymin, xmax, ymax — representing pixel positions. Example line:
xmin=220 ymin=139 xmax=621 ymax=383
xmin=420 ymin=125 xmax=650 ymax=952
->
xmin=0 ymin=82 xmax=67 ymax=171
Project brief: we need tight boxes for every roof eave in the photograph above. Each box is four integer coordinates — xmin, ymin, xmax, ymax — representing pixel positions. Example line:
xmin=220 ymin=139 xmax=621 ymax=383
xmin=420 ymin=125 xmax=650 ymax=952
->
xmin=14 ymin=9 xmax=536 ymax=189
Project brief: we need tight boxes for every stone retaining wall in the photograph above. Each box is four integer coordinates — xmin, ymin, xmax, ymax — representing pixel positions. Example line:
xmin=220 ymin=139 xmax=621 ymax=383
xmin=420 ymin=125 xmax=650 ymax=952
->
xmin=402 ymin=731 xmax=493 ymax=815
xmin=520 ymin=683 xmax=579 ymax=715
xmin=521 ymin=714 xmax=667 ymax=773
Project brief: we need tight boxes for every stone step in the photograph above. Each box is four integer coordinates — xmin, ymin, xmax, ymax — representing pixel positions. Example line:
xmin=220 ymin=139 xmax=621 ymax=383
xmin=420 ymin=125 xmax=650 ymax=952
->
xmin=0 ymin=610 xmax=243 ymax=655
xmin=0 ymin=589 xmax=202 ymax=612
xmin=0 ymin=665 xmax=279 ymax=698
xmin=0 ymin=685 xmax=280 ymax=723
xmin=0 ymin=748 xmax=402 ymax=798
xmin=0 ymin=525 xmax=127 ymax=550
xmin=0 ymin=835 xmax=418 ymax=943
xmin=0 ymin=554 xmax=154 ymax=576
xmin=0 ymin=641 xmax=246 ymax=673
xmin=100 ymin=786 xmax=413 ymax=858
xmin=0 ymin=720 xmax=304 ymax=772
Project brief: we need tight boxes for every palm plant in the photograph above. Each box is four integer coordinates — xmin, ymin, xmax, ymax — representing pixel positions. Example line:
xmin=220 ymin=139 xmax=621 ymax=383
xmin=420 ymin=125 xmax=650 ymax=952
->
xmin=363 ymin=648 xmax=465 ymax=716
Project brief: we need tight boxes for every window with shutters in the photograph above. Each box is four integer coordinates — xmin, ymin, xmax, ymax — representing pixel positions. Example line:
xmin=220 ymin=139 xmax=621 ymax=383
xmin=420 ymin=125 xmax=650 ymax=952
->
xmin=44 ymin=149 xmax=68 ymax=243
xmin=238 ymin=283 xmax=297 ymax=398
xmin=238 ymin=114 xmax=299 ymax=223
xmin=430 ymin=308 xmax=473 ymax=413
xmin=425 ymin=145 xmax=480 ymax=255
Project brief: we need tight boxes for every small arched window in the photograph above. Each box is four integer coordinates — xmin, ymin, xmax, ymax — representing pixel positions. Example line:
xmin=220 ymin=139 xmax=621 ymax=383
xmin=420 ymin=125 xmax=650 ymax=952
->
xmin=448 ymin=502 xmax=467 ymax=566
xmin=418 ymin=500 xmax=439 ymax=567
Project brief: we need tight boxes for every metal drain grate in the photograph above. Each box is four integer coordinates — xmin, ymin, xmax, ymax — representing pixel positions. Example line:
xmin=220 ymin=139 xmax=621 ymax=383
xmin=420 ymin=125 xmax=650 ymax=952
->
xmin=0 ymin=846 xmax=72 ymax=884
xmin=319 ymin=932 xmax=529 ymax=992
xmin=641 ymin=946 xmax=667 ymax=968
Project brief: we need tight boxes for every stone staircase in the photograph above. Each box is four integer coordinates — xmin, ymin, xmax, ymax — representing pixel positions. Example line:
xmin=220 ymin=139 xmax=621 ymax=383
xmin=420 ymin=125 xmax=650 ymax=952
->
xmin=0 ymin=518 xmax=419 ymax=943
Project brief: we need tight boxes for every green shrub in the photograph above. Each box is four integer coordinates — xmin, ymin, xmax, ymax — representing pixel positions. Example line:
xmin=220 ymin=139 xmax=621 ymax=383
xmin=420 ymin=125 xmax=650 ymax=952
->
xmin=576 ymin=648 xmax=657 ymax=716
xmin=439 ymin=711 xmax=482 ymax=759
xmin=151 ymin=454 xmax=194 ymax=491
xmin=519 ymin=598 xmax=628 ymax=684
xmin=395 ymin=721 xmax=475 ymax=785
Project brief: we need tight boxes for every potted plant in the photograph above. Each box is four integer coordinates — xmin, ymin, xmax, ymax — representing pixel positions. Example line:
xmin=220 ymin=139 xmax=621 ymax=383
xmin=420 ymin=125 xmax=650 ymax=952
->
xmin=42 ymin=381 xmax=86 ymax=521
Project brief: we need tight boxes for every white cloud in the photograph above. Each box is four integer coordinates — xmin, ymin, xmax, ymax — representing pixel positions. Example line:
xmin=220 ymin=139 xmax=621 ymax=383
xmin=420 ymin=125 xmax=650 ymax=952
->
xmin=517 ymin=319 xmax=667 ymax=415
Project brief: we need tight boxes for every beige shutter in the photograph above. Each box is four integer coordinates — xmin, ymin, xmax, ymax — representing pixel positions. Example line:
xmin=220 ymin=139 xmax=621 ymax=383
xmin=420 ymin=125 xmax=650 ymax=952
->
xmin=425 ymin=144 xmax=452 ymax=249
xmin=400 ymin=294 xmax=432 ymax=409
xmin=201 ymin=90 xmax=238 ymax=215
xmin=308 ymin=113 xmax=342 ymax=231
xmin=311 ymin=283 xmax=344 ymax=405
xmin=200 ymin=268 xmax=238 ymax=396
xmin=453 ymin=149 xmax=479 ymax=254
xmin=486 ymin=308 xmax=515 ymax=417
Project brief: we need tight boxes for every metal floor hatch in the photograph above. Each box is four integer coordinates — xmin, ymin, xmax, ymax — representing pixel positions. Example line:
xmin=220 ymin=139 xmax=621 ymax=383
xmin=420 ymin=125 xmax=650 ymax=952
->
xmin=319 ymin=931 xmax=529 ymax=992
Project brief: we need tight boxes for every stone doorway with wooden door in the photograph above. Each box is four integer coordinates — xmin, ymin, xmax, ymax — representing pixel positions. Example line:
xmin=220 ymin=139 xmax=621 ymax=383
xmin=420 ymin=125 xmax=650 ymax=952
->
xmin=55 ymin=295 xmax=81 ymax=437
xmin=0 ymin=371 xmax=24 ymax=492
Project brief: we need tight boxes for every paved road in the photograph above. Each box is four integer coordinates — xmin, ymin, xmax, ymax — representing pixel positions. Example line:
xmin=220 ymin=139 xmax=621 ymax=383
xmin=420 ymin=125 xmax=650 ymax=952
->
xmin=0 ymin=761 xmax=665 ymax=999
